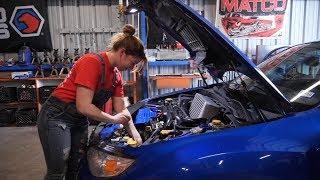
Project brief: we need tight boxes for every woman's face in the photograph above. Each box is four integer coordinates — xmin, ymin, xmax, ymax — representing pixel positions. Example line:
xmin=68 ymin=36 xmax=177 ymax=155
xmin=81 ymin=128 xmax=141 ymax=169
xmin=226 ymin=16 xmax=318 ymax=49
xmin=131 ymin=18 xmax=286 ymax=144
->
xmin=118 ymin=50 xmax=141 ymax=71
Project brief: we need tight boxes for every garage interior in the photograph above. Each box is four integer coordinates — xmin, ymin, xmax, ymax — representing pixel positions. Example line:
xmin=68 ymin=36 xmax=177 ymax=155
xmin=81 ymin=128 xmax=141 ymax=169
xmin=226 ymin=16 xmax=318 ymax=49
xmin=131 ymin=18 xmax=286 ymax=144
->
xmin=0 ymin=0 xmax=320 ymax=179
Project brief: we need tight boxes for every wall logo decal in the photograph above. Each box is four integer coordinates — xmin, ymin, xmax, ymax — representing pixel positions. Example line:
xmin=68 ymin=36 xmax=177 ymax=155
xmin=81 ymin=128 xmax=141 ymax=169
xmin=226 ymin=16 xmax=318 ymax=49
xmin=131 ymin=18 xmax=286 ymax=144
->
xmin=9 ymin=5 xmax=44 ymax=37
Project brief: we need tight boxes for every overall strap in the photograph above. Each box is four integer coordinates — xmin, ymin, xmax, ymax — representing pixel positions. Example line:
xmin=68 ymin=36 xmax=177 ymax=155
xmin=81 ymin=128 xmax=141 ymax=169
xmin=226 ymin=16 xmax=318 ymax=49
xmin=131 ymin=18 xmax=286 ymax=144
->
xmin=94 ymin=53 xmax=106 ymax=89
xmin=94 ymin=53 xmax=116 ymax=90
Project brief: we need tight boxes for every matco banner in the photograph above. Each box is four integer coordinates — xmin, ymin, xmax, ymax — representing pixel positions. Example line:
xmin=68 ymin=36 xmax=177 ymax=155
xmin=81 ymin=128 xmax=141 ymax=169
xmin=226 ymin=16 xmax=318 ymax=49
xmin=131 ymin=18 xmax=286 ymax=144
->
xmin=216 ymin=0 xmax=288 ymax=38
xmin=0 ymin=1 xmax=52 ymax=52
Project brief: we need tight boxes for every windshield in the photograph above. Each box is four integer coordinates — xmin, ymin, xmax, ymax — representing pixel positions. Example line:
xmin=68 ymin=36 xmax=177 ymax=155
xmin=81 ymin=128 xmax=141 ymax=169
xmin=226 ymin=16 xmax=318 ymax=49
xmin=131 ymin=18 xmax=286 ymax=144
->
xmin=258 ymin=42 xmax=320 ymax=110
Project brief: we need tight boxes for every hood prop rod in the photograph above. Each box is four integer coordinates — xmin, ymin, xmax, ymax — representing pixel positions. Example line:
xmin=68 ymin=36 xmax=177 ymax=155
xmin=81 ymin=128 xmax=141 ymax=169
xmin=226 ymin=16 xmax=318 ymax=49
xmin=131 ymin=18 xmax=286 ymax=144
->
xmin=197 ymin=67 xmax=208 ymax=86
xmin=229 ymin=60 xmax=266 ymax=122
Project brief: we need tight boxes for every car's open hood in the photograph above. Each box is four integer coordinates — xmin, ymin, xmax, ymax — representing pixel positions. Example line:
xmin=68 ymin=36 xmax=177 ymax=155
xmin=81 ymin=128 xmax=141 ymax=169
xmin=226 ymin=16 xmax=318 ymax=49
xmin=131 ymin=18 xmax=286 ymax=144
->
xmin=131 ymin=0 xmax=290 ymax=108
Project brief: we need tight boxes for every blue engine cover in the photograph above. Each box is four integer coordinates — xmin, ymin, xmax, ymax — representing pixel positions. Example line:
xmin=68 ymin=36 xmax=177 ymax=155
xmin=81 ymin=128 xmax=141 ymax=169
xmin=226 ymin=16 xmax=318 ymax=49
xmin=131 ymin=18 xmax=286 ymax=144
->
xmin=135 ymin=107 xmax=157 ymax=125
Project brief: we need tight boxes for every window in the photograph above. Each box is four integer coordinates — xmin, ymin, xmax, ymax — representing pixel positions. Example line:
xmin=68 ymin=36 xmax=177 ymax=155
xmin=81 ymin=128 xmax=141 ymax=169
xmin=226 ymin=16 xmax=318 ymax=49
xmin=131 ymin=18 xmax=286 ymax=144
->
xmin=260 ymin=42 xmax=320 ymax=110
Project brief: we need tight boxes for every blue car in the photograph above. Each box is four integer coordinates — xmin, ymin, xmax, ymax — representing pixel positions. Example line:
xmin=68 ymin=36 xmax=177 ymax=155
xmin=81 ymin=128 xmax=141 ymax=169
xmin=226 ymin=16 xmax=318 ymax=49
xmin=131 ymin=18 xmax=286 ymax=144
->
xmin=80 ymin=0 xmax=320 ymax=179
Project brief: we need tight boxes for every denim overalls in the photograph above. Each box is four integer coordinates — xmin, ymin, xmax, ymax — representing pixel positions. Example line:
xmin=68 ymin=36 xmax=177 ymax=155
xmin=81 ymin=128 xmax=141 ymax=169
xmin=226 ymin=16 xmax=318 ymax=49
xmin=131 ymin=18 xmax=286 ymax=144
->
xmin=37 ymin=53 xmax=115 ymax=180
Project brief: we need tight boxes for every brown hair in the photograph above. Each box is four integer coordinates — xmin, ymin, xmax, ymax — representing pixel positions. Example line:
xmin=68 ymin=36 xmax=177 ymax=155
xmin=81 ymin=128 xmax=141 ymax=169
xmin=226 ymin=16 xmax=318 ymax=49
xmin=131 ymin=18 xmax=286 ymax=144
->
xmin=110 ymin=24 xmax=146 ymax=72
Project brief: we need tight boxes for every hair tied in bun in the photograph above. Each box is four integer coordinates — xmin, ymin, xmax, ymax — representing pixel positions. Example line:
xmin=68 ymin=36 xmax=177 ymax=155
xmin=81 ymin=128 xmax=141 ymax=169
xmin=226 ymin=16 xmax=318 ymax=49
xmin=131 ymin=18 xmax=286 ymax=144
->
xmin=123 ymin=24 xmax=135 ymax=36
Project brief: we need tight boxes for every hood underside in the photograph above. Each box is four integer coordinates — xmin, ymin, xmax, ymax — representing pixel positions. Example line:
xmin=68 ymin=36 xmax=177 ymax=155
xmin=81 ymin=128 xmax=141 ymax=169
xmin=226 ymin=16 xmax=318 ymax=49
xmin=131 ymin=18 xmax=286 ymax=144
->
xmin=134 ymin=0 xmax=290 ymax=107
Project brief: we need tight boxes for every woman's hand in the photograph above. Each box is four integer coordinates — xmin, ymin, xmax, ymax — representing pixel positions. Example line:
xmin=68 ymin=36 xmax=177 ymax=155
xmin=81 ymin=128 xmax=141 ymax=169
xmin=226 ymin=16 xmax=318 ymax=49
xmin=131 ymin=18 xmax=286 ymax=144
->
xmin=131 ymin=128 xmax=142 ymax=146
xmin=112 ymin=112 xmax=131 ymax=124
xmin=111 ymin=97 xmax=142 ymax=146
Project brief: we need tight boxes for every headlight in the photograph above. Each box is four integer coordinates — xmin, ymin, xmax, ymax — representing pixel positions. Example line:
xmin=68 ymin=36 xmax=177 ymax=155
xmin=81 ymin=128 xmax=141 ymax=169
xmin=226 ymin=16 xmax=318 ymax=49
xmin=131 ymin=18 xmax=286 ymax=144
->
xmin=87 ymin=147 xmax=134 ymax=177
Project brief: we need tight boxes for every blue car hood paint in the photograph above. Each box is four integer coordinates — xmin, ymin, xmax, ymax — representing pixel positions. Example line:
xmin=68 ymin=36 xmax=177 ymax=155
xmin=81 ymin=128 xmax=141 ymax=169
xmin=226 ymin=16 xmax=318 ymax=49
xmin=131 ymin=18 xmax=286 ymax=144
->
xmin=136 ymin=0 xmax=289 ymax=107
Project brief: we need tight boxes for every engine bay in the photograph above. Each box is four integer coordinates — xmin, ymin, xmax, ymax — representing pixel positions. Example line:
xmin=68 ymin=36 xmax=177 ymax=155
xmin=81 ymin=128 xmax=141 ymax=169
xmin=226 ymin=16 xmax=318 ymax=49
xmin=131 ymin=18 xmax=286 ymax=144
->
xmin=93 ymin=85 xmax=284 ymax=148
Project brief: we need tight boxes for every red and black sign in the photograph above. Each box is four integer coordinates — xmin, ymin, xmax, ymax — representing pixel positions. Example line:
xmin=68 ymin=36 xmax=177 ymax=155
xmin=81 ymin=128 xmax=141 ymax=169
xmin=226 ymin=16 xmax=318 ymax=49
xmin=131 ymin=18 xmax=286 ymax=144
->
xmin=219 ymin=0 xmax=287 ymax=16
xmin=0 ymin=1 xmax=52 ymax=52
xmin=217 ymin=0 xmax=288 ymax=38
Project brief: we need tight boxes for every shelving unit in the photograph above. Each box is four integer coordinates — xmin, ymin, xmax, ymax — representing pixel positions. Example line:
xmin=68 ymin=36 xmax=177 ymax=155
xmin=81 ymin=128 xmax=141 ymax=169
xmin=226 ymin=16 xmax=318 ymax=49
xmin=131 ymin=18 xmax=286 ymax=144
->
xmin=1 ymin=102 xmax=37 ymax=109
xmin=149 ymin=74 xmax=202 ymax=89
xmin=0 ymin=77 xmax=139 ymax=110
xmin=0 ymin=75 xmax=139 ymax=126
xmin=0 ymin=77 xmax=63 ymax=111
xmin=0 ymin=57 xmax=141 ymax=126
xmin=147 ymin=60 xmax=207 ymax=96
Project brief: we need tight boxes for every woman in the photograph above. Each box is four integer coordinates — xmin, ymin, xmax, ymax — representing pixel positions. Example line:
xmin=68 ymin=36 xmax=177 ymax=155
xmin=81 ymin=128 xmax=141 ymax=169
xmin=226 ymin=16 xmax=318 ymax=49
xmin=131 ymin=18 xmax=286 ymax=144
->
xmin=37 ymin=24 xmax=146 ymax=180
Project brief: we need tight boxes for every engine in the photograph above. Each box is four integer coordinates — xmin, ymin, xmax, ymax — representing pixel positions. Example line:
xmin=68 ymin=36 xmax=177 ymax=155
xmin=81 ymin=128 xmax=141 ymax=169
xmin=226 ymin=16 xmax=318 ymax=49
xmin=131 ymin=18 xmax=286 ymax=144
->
xmin=99 ymin=86 xmax=265 ymax=147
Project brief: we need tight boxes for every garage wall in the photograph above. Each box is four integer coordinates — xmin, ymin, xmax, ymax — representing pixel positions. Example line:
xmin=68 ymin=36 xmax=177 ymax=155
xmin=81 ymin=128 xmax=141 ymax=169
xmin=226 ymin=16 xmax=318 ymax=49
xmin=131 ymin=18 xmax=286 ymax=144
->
xmin=1 ymin=0 xmax=319 ymax=97
xmin=47 ymin=0 xmax=119 ymax=53
xmin=189 ymin=0 xmax=320 ymax=60
xmin=47 ymin=0 xmax=139 ymax=53
xmin=1 ymin=1 xmax=319 ymax=63
xmin=148 ymin=0 xmax=216 ymax=96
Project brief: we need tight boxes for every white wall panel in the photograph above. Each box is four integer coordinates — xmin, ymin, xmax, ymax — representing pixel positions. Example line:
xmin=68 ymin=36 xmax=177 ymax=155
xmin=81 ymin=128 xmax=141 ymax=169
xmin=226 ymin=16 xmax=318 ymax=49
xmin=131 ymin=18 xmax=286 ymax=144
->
xmin=304 ymin=0 xmax=320 ymax=43
xmin=275 ymin=0 xmax=291 ymax=46
xmin=205 ymin=0 xmax=320 ymax=62
xmin=204 ymin=0 xmax=216 ymax=23
xmin=290 ymin=0 xmax=306 ymax=45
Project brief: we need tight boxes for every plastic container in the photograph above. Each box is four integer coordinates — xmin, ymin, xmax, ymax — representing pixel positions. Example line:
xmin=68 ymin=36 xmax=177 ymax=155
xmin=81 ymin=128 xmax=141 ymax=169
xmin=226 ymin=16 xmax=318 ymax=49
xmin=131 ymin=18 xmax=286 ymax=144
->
xmin=0 ymin=109 xmax=16 ymax=126
xmin=0 ymin=86 xmax=17 ymax=102
xmin=18 ymin=46 xmax=32 ymax=65
xmin=17 ymin=85 xmax=36 ymax=102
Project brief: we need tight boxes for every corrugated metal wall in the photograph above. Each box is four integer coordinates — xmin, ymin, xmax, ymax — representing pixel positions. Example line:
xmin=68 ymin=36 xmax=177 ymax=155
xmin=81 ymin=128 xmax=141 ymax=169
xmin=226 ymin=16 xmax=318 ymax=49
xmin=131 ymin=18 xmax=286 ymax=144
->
xmin=46 ymin=0 xmax=139 ymax=82
xmin=47 ymin=0 xmax=118 ymax=52
xmin=47 ymin=0 xmax=139 ymax=54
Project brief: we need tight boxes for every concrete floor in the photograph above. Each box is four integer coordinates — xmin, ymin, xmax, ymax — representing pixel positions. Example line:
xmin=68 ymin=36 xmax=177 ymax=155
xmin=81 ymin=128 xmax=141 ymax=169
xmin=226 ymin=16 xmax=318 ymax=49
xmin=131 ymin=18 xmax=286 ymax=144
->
xmin=0 ymin=126 xmax=46 ymax=180
xmin=0 ymin=126 xmax=94 ymax=180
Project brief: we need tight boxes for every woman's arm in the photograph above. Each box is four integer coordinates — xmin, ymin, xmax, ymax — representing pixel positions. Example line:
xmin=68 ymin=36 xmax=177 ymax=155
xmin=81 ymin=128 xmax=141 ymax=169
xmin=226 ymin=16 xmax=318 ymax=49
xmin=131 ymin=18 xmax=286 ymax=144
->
xmin=76 ymin=85 xmax=129 ymax=124
xmin=112 ymin=96 xmax=142 ymax=145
